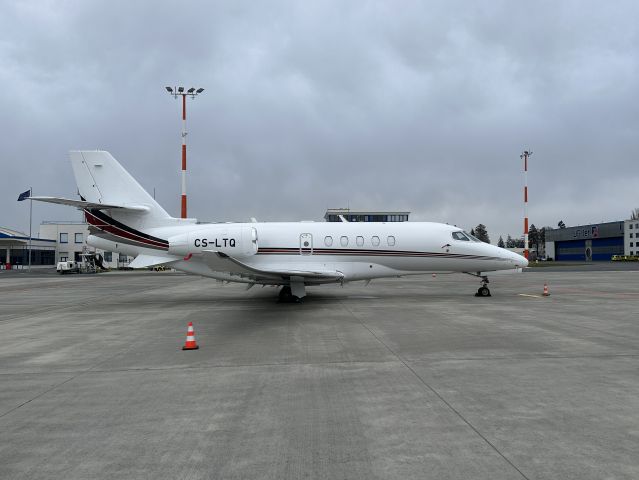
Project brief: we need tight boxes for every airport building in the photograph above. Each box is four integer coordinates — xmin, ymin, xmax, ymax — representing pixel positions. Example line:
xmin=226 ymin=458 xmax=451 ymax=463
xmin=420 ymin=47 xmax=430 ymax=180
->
xmin=544 ymin=221 xmax=627 ymax=261
xmin=39 ymin=221 xmax=132 ymax=268
xmin=625 ymin=219 xmax=639 ymax=256
xmin=325 ymin=208 xmax=410 ymax=222
xmin=0 ymin=227 xmax=56 ymax=267
xmin=1 ymin=222 xmax=133 ymax=269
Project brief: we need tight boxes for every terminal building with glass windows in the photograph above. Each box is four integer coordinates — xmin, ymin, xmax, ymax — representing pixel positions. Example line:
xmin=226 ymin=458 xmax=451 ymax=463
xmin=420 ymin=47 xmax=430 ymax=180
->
xmin=324 ymin=209 xmax=410 ymax=223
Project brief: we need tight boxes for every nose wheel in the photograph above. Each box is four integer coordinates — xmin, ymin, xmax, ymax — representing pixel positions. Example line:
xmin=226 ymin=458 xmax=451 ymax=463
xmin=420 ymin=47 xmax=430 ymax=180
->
xmin=474 ymin=275 xmax=491 ymax=297
xmin=476 ymin=286 xmax=491 ymax=297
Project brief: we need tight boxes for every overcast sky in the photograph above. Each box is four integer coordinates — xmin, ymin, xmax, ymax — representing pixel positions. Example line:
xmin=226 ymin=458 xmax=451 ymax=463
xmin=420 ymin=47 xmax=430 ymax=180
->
xmin=1 ymin=0 xmax=638 ymax=242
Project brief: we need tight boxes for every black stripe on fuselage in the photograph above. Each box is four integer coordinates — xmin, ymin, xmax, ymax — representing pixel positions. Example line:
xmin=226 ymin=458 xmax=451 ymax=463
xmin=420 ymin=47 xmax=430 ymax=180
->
xmin=257 ymin=247 xmax=503 ymax=261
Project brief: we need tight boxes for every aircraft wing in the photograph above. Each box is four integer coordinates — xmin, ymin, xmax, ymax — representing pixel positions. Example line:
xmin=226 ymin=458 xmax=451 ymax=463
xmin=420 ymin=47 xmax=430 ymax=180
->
xmin=129 ymin=254 xmax=180 ymax=269
xmin=202 ymin=250 xmax=344 ymax=282
xmin=27 ymin=196 xmax=150 ymax=212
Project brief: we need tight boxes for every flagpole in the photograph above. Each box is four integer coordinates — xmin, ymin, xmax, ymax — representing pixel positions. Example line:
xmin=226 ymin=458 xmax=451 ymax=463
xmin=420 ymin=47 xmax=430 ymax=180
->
xmin=28 ymin=187 xmax=32 ymax=272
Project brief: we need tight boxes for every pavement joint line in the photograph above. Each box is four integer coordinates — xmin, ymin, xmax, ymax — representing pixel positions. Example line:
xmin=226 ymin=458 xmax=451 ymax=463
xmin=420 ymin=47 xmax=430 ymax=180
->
xmin=518 ymin=293 xmax=543 ymax=298
xmin=0 ymin=374 xmax=79 ymax=420
xmin=3 ymin=352 xmax=639 ymax=377
xmin=406 ymin=352 xmax=639 ymax=362
xmin=0 ymin=341 xmax=137 ymax=420
xmin=0 ymin=359 xmax=407 ymax=376
xmin=340 ymin=300 xmax=532 ymax=480
xmin=510 ymin=315 xmax=639 ymax=343
xmin=0 ymin=281 xmax=190 ymax=323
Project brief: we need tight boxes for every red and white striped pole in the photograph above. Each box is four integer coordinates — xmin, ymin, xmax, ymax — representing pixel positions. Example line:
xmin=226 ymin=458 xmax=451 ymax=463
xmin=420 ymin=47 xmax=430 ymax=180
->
xmin=520 ymin=150 xmax=532 ymax=260
xmin=165 ymin=86 xmax=204 ymax=219
xmin=181 ymin=94 xmax=187 ymax=219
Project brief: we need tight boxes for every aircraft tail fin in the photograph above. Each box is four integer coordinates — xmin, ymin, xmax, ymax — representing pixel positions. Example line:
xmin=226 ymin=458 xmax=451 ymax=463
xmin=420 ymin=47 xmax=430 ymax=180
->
xmin=69 ymin=151 xmax=176 ymax=226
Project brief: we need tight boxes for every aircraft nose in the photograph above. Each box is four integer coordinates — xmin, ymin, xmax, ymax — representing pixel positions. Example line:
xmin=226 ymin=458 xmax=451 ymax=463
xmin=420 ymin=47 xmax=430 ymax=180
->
xmin=514 ymin=252 xmax=528 ymax=268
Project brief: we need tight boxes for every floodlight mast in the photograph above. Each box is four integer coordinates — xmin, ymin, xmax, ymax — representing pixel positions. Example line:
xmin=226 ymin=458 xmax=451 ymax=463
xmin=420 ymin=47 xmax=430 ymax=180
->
xmin=520 ymin=150 xmax=533 ymax=260
xmin=165 ymin=86 xmax=205 ymax=218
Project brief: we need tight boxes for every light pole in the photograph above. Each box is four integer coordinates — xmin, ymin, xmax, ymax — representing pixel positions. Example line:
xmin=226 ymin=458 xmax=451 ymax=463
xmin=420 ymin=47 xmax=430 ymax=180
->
xmin=520 ymin=150 xmax=533 ymax=260
xmin=165 ymin=86 xmax=204 ymax=218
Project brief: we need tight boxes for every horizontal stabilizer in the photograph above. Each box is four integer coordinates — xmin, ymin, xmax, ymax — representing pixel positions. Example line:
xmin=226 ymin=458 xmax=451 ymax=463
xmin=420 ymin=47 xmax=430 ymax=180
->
xmin=202 ymin=250 xmax=344 ymax=281
xmin=129 ymin=254 xmax=180 ymax=269
xmin=27 ymin=196 xmax=151 ymax=212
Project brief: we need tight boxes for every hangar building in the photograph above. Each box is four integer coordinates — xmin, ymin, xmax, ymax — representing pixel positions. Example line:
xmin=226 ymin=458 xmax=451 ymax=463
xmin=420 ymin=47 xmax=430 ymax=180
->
xmin=545 ymin=221 xmax=625 ymax=261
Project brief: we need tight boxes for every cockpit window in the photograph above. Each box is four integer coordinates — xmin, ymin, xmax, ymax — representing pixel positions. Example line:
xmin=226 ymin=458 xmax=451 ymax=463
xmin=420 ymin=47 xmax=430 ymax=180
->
xmin=452 ymin=231 xmax=470 ymax=241
xmin=464 ymin=231 xmax=482 ymax=242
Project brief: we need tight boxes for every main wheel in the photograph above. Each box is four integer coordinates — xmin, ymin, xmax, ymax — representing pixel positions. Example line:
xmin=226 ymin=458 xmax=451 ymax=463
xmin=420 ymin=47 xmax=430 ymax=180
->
xmin=279 ymin=286 xmax=292 ymax=300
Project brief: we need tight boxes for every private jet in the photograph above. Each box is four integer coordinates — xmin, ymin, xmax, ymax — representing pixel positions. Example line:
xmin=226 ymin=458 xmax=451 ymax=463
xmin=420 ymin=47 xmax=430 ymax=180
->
xmin=21 ymin=151 xmax=527 ymax=301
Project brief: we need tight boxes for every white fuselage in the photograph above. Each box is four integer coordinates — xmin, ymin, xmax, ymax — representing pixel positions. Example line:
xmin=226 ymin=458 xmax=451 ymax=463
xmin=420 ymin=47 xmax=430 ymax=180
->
xmin=88 ymin=220 xmax=527 ymax=285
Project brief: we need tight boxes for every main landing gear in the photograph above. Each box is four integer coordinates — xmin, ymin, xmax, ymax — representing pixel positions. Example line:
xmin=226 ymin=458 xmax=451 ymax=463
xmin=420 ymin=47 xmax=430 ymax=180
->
xmin=278 ymin=286 xmax=301 ymax=303
xmin=474 ymin=275 xmax=491 ymax=297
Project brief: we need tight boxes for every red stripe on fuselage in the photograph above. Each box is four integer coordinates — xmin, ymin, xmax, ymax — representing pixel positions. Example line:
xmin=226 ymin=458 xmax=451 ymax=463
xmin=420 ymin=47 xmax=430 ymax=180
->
xmin=84 ymin=210 xmax=168 ymax=250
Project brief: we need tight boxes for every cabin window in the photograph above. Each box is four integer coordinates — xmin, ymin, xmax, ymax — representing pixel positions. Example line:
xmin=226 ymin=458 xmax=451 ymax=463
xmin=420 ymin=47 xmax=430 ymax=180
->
xmin=75 ymin=233 xmax=83 ymax=244
xmin=59 ymin=233 xmax=68 ymax=243
xmin=387 ymin=236 xmax=396 ymax=246
xmin=452 ymin=231 xmax=470 ymax=241
xmin=103 ymin=252 xmax=112 ymax=262
xmin=340 ymin=236 xmax=349 ymax=247
xmin=356 ymin=236 xmax=364 ymax=247
xmin=371 ymin=236 xmax=380 ymax=246
xmin=324 ymin=236 xmax=333 ymax=247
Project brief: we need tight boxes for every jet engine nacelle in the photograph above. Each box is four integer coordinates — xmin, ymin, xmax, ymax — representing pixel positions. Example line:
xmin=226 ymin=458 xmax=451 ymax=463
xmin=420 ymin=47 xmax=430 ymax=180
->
xmin=168 ymin=225 xmax=258 ymax=257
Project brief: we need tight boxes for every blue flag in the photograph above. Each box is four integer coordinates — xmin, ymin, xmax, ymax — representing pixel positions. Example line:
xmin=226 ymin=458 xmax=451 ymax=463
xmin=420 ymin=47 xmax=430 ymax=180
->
xmin=17 ymin=190 xmax=31 ymax=201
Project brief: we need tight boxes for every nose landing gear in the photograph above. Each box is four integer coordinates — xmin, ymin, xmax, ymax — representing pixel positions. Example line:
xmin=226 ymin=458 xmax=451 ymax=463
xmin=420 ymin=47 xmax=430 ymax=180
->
xmin=472 ymin=275 xmax=491 ymax=297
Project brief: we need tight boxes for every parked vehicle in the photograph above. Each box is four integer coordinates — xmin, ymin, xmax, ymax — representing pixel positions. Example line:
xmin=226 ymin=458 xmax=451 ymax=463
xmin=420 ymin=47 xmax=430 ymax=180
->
xmin=56 ymin=261 xmax=80 ymax=274
xmin=612 ymin=255 xmax=639 ymax=262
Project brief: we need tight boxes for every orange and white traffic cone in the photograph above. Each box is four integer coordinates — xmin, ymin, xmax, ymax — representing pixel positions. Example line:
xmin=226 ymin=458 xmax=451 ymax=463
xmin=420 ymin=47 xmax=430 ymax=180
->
xmin=182 ymin=322 xmax=199 ymax=350
xmin=543 ymin=283 xmax=550 ymax=297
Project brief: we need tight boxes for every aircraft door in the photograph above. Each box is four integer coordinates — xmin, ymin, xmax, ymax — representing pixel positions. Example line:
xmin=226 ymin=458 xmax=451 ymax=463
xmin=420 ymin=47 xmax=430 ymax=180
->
xmin=300 ymin=233 xmax=313 ymax=255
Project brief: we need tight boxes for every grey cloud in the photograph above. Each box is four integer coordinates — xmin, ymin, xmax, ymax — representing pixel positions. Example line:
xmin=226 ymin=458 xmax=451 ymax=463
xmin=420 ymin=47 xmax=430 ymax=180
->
xmin=1 ymin=0 xmax=638 ymax=242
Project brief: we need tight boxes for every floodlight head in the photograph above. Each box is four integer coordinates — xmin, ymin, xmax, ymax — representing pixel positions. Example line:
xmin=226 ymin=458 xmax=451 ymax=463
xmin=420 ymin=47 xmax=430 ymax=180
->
xmin=196 ymin=88 xmax=204 ymax=94
xmin=165 ymin=86 xmax=173 ymax=93
xmin=187 ymin=87 xmax=195 ymax=93
xmin=177 ymin=87 xmax=184 ymax=93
